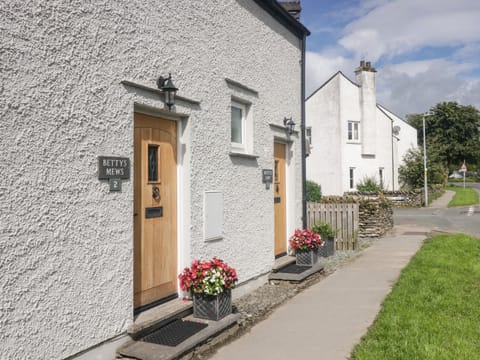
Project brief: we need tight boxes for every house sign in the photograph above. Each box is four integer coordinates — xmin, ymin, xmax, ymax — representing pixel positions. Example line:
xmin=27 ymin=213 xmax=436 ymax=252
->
xmin=98 ymin=156 xmax=130 ymax=180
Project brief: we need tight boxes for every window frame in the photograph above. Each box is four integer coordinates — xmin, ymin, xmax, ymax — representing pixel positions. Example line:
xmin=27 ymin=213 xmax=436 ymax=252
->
xmin=349 ymin=167 xmax=355 ymax=189
xmin=231 ymin=100 xmax=247 ymax=150
xmin=347 ymin=121 xmax=360 ymax=142
xmin=306 ymin=126 xmax=312 ymax=145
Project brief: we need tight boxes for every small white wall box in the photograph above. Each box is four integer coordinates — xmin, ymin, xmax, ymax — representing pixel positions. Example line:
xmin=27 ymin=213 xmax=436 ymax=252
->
xmin=204 ymin=191 xmax=223 ymax=241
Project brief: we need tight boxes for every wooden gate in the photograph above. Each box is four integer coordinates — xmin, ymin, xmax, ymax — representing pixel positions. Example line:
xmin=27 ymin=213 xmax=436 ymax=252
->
xmin=307 ymin=202 xmax=359 ymax=250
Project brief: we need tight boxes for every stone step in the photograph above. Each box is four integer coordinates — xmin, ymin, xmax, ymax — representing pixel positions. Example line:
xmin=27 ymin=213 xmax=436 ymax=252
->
xmin=269 ymin=261 xmax=324 ymax=283
xmin=128 ymin=299 xmax=193 ymax=340
xmin=118 ymin=313 xmax=240 ymax=360
xmin=271 ymin=255 xmax=296 ymax=272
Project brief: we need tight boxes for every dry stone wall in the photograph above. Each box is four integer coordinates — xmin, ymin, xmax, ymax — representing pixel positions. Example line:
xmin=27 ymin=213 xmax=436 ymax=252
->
xmin=320 ymin=195 xmax=393 ymax=238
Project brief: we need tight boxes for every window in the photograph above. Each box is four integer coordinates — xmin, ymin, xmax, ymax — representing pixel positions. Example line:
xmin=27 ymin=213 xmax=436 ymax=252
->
xmin=305 ymin=127 xmax=312 ymax=155
xmin=231 ymin=101 xmax=246 ymax=147
xmin=349 ymin=168 xmax=355 ymax=189
xmin=148 ymin=145 xmax=159 ymax=182
xmin=306 ymin=127 xmax=312 ymax=145
xmin=379 ymin=167 xmax=384 ymax=188
xmin=347 ymin=121 xmax=359 ymax=141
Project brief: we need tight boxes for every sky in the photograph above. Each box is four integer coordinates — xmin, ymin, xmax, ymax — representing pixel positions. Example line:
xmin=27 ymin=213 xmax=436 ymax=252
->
xmin=300 ymin=0 xmax=480 ymax=118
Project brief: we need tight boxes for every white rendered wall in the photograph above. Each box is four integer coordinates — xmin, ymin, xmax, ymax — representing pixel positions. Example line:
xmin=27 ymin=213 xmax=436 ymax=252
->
xmin=0 ymin=1 xmax=303 ymax=359
xmin=380 ymin=106 xmax=419 ymax=188
xmin=306 ymin=74 xmax=343 ymax=195
xmin=306 ymin=71 xmax=417 ymax=195
xmin=374 ymin=110 xmax=395 ymax=190
xmin=339 ymin=75 xmax=365 ymax=193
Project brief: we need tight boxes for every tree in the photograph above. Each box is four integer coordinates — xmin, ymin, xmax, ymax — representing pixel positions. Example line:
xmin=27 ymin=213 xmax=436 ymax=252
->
xmin=306 ymin=180 xmax=322 ymax=202
xmin=406 ymin=102 xmax=480 ymax=172
xmin=398 ymin=147 xmax=447 ymax=189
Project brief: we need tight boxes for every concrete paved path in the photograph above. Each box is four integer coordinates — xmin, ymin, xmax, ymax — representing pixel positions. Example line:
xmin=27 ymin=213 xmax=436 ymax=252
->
xmin=429 ymin=190 xmax=455 ymax=208
xmin=209 ymin=225 xmax=429 ymax=360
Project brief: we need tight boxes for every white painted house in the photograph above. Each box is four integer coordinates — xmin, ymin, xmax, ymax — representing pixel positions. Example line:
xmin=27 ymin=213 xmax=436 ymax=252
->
xmin=1 ymin=1 xmax=309 ymax=358
xmin=306 ymin=61 xmax=417 ymax=195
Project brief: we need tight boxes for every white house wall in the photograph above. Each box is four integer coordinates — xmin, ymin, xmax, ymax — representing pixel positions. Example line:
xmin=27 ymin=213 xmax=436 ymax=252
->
xmin=306 ymin=70 xmax=418 ymax=195
xmin=378 ymin=105 xmax=418 ymax=188
xmin=306 ymin=75 xmax=343 ymax=195
xmin=1 ymin=1 xmax=303 ymax=358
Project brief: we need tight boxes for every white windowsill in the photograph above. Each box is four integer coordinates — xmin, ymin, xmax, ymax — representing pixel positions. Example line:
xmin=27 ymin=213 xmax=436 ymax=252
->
xmin=229 ymin=152 xmax=260 ymax=159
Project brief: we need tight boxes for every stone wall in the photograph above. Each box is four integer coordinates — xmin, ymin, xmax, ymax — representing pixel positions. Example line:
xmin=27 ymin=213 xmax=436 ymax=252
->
xmin=347 ymin=190 xmax=423 ymax=207
xmin=320 ymin=195 xmax=393 ymax=238
xmin=357 ymin=197 xmax=393 ymax=238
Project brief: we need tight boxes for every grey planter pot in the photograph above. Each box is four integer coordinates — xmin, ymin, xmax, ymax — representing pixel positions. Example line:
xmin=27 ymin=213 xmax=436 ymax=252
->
xmin=319 ymin=237 xmax=335 ymax=257
xmin=193 ymin=289 xmax=232 ymax=321
xmin=296 ymin=248 xmax=319 ymax=267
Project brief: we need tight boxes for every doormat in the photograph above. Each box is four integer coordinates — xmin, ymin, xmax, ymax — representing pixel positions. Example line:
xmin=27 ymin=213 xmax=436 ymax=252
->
xmin=403 ymin=231 xmax=428 ymax=236
xmin=142 ymin=319 xmax=208 ymax=347
xmin=276 ymin=263 xmax=312 ymax=274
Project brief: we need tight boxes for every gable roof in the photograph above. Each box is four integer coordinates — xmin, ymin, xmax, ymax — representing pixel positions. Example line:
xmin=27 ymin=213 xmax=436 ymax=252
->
xmin=253 ymin=0 xmax=310 ymax=38
xmin=377 ymin=103 xmax=412 ymax=127
xmin=306 ymin=71 xmax=358 ymax=101
xmin=307 ymin=72 xmax=416 ymax=131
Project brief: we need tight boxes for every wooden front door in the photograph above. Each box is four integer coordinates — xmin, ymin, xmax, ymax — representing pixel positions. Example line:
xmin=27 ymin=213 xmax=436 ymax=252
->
xmin=134 ymin=113 xmax=177 ymax=308
xmin=274 ymin=142 xmax=287 ymax=257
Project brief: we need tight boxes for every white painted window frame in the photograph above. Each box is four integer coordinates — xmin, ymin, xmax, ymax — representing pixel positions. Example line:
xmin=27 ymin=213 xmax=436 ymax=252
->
xmin=231 ymin=100 xmax=246 ymax=151
xmin=347 ymin=121 xmax=360 ymax=142
xmin=349 ymin=167 xmax=355 ymax=189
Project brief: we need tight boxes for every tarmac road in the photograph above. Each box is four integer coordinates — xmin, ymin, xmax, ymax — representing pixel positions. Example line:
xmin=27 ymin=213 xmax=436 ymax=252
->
xmin=394 ymin=183 xmax=480 ymax=237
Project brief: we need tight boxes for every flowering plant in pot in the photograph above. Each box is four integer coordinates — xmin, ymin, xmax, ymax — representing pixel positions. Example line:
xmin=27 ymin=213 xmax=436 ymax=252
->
xmin=178 ymin=257 xmax=238 ymax=320
xmin=289 ymin=229 xmax=324 ymax=266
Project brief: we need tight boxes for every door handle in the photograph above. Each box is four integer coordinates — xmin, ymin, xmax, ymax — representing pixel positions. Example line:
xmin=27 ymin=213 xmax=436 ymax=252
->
xmin=152 ymin=186 xmax=160 ymax=200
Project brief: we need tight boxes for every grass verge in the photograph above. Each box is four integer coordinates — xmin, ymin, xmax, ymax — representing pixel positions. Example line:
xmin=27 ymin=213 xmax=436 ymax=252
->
xmin=446 ymin=185 xmax=479 ymax=207
xmin=351 ymin=234 xmax=480 ymax=360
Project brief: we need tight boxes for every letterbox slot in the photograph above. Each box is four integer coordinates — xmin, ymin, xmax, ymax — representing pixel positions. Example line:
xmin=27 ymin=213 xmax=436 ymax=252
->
xmin=146 ymin=207 xmax=163 ymax=218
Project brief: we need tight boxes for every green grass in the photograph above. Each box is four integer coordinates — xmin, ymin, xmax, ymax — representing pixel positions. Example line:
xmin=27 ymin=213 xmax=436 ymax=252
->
xmin=351 ymin=234 xmax=480 ymax=360
xmin=446 ymin=185 xmax=479 ymax=207
xmin=449 ymin=177 xmax=476 ymax=183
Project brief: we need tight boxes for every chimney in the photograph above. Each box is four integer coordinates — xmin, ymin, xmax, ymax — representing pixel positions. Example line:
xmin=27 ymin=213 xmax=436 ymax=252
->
xmin=355 ymin=60 xmax=377 ymax=156
xmin=279 ymin=1 xmax=302 ymax=21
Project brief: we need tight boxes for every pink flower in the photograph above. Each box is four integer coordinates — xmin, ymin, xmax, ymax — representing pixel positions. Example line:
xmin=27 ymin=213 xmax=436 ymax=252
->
xmin=288 ymin=228 xmax=324 ymax=251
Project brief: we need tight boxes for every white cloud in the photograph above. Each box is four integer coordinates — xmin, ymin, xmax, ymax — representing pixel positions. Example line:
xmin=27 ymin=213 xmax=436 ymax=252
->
xmin=384 ymin=59 xmax=475 ymax=77
xmin=305 ymin=51 xmax=356 ymax=95
xmin=304 ymin=0 xmax=480 ymax=118
xmin=339 ymin=0 xmax=480 ymax=61
xmin=377 ymin=62 xmax=480 ymax=116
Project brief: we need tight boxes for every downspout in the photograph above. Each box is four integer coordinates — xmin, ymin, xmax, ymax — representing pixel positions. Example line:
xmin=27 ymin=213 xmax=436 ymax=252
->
xmin=301 ymin=34 xmax=307 ymax=229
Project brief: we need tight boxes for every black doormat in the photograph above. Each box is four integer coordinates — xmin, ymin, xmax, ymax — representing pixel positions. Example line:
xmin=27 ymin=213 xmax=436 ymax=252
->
xmin=276 ymin=263 xmax=312 ymax=274
xmin=142 ymin=319 xmax=208 ymax=347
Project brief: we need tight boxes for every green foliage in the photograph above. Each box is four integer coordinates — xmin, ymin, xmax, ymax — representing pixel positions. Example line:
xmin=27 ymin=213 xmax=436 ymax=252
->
xmin=311 ymin=222 xmax=337 ymax=239
xmin=398 ymin=147 xmax=447 ymax=189
xmin=352 ymin=234 xmax=480 ymax=360
xmin=406 ymin=102 xmax=480 ymax=171
xmin=306 ymin=180 xmax=322 ymax=202
xmin=356 ymin=176 xmax=384 ymax=192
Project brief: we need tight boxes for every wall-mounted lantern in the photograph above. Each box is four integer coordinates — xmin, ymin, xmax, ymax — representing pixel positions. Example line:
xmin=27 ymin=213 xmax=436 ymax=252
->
xmin=157 ymin=73 xmax=178 ymax=110
xmin=284 ymin=117 xmax=295 ymax=135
